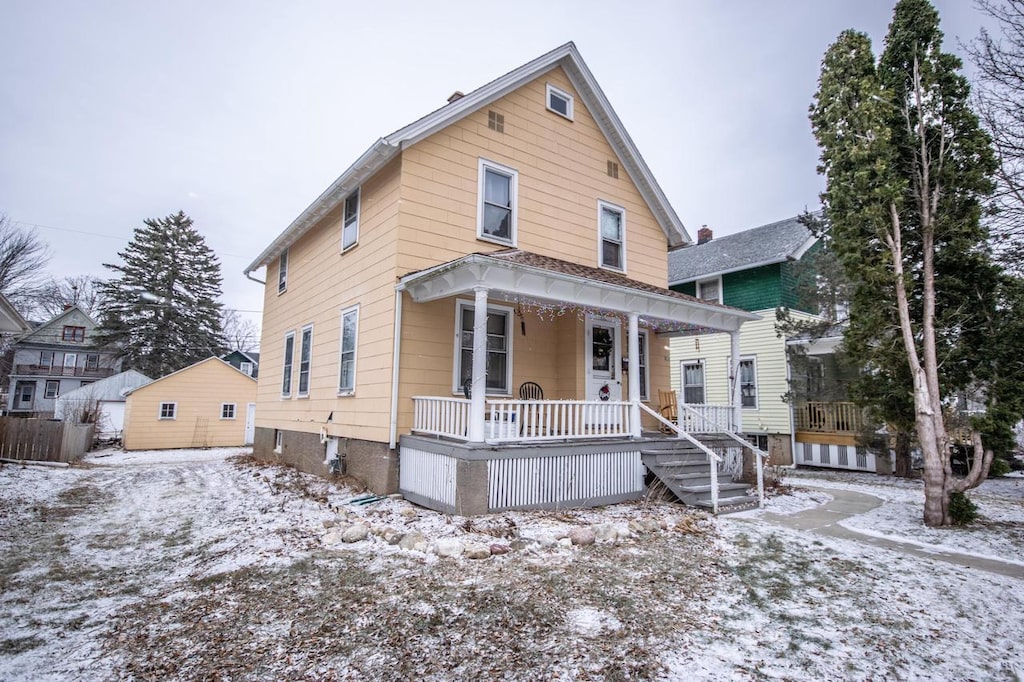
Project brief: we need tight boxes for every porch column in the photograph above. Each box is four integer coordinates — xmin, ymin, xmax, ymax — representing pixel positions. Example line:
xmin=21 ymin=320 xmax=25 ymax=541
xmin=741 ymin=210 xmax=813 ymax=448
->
xmin=627 ymin=312 xmax=641 ymax=438
xmin=730 ymin=329 xmax=742 ymax=432
xmin=467 ymin=286 xmax=489 ymax=442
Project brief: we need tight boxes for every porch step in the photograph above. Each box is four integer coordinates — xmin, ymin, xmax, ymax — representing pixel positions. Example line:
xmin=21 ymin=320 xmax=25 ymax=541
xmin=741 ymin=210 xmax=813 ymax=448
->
xmin=641 ymin=434 xmax=762 ymax=515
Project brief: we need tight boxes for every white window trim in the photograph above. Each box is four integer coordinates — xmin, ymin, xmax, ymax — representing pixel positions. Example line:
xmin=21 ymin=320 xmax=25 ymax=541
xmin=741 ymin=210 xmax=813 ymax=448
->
xmin=341 ymin=188 xmax=360 ymax=252
xmin=597 ymin=200 xmax=627 ymax=273
xmin=696 ymin=276 xmax=722 ymax=304
xmin=637 ymin=330 xmax=650 ymax=402
xmin=730 ymin=355 xmax=759 ymax=410
xmin=476 ymin=158 xmax=518 ymax=246
xmin=546 ymin=82 xmax=574 ymax=120
xmin=338 ymin=305 xmax=359 ymax=396
xmin=452 ymin=299 xmax=515 ymax=396
xmin=221 ymin=403 xmax=237 ymax=420
xmin=297 ymin=324 xmax=313 ymax=398
xmin=281 ymin=331 xmax=295 ymax=398
xmin=239 ymin=361 xmax=253 ymax=376
xmin=44 ymin=380 xmax=59 ymax=400
xmin=159 ymin=402 xmax=177 ymax=420
xmin=679 ymin=359 xmax=706 ymax=405
xmin=278 ymin=250 xmax=289 ymax=294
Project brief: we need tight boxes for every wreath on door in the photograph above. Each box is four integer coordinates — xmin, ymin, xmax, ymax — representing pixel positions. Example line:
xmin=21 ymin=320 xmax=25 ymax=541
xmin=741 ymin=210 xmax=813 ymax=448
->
xmin=598 ymin=384 xmax=611 ymax=401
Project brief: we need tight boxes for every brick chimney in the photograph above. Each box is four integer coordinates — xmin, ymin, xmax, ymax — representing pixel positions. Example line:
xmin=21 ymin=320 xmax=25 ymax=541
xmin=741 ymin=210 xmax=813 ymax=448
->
xmin=697 ymin=225 xmax=713 ymax=245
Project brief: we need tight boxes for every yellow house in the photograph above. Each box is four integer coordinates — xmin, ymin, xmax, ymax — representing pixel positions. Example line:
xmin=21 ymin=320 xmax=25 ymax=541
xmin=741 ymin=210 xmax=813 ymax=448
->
xmin=122 ymin=358 xmax=257 ymax=450
xmin=244 ymin=43 xmax=763 ymax=515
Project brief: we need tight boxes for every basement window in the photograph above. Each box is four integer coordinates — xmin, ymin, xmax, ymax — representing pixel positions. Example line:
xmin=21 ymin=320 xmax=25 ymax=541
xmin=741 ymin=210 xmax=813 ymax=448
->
xmin=546 ymin=83 xmax=574 ymax=120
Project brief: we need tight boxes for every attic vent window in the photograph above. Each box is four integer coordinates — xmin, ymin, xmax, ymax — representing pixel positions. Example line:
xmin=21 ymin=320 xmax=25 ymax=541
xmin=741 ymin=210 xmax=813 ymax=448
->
xmin=488 ymin=110 xmax=504 ymax=133
xmin=607 ymin=160 xmax=619 ymax=179
xmin=546 ymin=83 xmax=574 ymax=120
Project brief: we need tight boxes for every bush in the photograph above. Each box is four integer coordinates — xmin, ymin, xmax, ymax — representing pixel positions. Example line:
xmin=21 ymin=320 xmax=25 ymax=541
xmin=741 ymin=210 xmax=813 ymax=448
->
xmin=949 ymin=491 xmax=978 ymax=526
xmin=989 ymin=457 xmax=1011 ymax=478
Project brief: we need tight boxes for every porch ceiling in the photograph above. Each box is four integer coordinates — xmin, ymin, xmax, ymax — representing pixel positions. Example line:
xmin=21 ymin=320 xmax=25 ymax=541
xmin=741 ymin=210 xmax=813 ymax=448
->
xmin=397 ymin=250 xmax=759 ymax=333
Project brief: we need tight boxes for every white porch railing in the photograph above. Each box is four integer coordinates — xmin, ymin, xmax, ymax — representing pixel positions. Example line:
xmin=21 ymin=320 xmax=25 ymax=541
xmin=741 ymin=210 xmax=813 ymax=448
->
xmin=411 ymin=397 xmax=633 ymax=442
xmin=487 ymin=399 xmax=632 ymax=442
xmin=679 ymin=403 xmax=736 ymax=433
xmin=411 ymin=396 xmax=470 ymax=439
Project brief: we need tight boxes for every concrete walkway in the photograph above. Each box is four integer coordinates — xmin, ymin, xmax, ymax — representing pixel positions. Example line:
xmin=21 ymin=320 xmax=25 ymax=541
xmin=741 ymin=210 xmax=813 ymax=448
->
xmin=753 ymin=486 xmax=1024 ymax=579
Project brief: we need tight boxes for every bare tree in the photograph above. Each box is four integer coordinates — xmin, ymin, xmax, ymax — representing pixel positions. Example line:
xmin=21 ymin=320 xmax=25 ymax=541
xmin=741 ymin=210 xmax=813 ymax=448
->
xmin=0 ymin=215 xmax=50 ymax=314
xmin=221 ymin=308 xmax=260 ymax=352
xmin=30 ymin=275 xmax=107 ymax=320
xmin=968 ymin=0 xmax=1024 ymax=270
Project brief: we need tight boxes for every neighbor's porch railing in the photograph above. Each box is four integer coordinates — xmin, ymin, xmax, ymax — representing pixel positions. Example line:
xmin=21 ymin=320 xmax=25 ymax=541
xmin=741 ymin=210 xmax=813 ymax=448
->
xmin=411 ymin=397 xmax=632 ymax=442
xmin=795 ymin=401 xmax=863 ymax=434
xmin=678 ymin=403 xmax=736 ymax=433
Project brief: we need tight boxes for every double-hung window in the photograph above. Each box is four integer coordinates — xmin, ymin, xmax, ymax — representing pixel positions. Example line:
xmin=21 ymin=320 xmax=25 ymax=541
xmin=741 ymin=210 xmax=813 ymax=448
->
xmin=240 ymin=361 xmax=253 ymax=376
xmin=637 ymin=331 xmax=649 ymax=401
xmin=455 ymin=301 xmax=512 ymax=395
xmin=281 ymin=332 xmax=295 ymax=397
xmin=44 ymin=380 xmax=59 ymax=399
xmin=681 ymin=360 xmax=705 ymax=405
xmin=342 ymin=188 xmax=360 ymax=251
xmin=278 ymin=250 xmax=289 ymax=294
xmin=85 ymin=354 xmax=99 ymax=371
xmin=39 ymin=351 xmax=54 ymax=371
xmin=338 ymin=306 xmax=358 ymax=394
xmin=738 ymin=358 xmax=758 ymax=409
xmin=477 ymin=159 xmax=517 ymax=245
xmin=298 ymin=325 xmax=313 ymax=397
xmin=598 ymin=201 xmax=625 ymax=271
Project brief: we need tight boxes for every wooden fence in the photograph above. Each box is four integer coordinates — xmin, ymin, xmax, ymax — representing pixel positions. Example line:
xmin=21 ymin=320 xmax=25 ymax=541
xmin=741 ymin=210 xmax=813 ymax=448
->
xmin=0 ymin=418 xmax=94 ymax=463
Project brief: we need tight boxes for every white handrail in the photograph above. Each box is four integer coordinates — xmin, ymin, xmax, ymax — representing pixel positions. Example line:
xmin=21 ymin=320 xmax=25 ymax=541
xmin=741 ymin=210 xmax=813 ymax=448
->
xmin=487 ymin=399 xmax=632 ymax=442
xmin=639 ymin=402 xmax=721 ymax=513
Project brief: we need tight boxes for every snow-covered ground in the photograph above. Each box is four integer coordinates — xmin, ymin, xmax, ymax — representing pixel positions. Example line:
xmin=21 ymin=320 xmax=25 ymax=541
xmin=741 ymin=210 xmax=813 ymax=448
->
xmin=0 ymin=449 xmax=1021 ymax=680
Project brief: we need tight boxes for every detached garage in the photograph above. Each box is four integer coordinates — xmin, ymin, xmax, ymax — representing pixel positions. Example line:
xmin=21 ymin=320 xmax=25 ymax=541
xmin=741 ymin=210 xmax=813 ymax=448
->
xmin=123 ymin=357 xmax=257 ymax=450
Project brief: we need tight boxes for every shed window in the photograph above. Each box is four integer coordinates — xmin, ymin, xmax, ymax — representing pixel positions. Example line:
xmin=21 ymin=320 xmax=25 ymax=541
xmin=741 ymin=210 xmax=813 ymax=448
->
xmin=159 ymin=402 xmax=177 ymax=419
xmin=221 ymin=403 xmax=236 ymax=420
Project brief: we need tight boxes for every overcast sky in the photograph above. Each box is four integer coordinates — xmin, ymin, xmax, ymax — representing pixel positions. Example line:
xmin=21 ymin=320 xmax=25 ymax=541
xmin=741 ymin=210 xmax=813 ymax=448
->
xmin=0 ymin=0 xmax=992 ymax=334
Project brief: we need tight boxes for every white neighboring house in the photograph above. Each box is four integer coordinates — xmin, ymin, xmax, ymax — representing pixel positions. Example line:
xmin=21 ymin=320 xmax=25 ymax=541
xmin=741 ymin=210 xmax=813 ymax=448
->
xmin=55 ymin=370 xmax=152 ymax=439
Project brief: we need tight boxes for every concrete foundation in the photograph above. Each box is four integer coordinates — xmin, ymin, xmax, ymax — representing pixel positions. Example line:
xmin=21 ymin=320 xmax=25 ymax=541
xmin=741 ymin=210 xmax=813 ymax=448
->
xmin=252 ymin=427 xmax=398 ymax=494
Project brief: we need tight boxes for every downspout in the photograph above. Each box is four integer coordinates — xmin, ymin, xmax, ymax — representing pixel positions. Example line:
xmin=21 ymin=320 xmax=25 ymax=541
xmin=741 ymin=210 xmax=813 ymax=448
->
xmin=389 ymin=287 xmax=404 ymax=449
xmin=786 ymin=349 xmax=798 ymax=469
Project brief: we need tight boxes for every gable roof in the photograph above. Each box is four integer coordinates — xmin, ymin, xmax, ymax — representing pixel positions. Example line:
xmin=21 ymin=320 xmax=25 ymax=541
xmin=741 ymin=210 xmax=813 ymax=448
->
xmin=246 ymin=42 xmax=689 ymax=275
xmin=668 ymin=215 xmax=818 ymax=286
xmin=0 ymin=293 xmax=29 ymax=334
xmin=222 ymin=350 xmax=260 ymax=365
xmin=124 ymin=357 xmax=257 ymax=396
xmin=15 ymin=305 xmax=97 ymax=344
xmin=57 ymin=369 xmax=152 ymax=402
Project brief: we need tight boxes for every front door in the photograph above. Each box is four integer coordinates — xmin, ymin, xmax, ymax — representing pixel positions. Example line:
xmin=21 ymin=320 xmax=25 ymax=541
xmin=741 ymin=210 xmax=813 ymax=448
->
xmin=585 ymin=317 xmax=622 ymax=403
xmin=14 ymin=382 xmax=34 ymax=410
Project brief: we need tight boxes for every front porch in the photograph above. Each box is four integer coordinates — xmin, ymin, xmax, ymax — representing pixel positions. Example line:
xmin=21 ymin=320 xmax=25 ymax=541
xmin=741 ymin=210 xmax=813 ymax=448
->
xmin=394 ymin=250 xmax=766 ymax=514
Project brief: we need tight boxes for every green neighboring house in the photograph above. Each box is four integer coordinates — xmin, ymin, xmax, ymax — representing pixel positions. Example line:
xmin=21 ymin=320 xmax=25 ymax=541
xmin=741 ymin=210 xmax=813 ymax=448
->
xmin=667 ymin=217 xmax=820 ymax=466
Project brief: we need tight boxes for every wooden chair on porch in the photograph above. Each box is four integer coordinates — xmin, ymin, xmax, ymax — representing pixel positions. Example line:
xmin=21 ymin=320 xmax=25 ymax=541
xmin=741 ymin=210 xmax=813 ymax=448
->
xmin=658 ymin=389 xmax=678 ymax=433
xmin=519 ymin=381 xmax=544 ymax=435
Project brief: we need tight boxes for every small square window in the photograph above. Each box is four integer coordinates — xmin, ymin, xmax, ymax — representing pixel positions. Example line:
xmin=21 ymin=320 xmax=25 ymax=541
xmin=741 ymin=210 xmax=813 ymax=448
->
xmin=159 ymin=402 xmax=177 ymax=420
xmin=221 ymin=403 xmax=236 ymax=420
xmin=546 ymin=83 xmax=574 ymax=120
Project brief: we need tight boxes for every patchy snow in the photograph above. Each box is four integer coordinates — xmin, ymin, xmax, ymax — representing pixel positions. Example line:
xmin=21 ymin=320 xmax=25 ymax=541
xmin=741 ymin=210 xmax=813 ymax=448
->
xmin=0 ymin=449 xmax=1021 ymax=680
xmin=783 ymin=469 xmax=1024 ymax=564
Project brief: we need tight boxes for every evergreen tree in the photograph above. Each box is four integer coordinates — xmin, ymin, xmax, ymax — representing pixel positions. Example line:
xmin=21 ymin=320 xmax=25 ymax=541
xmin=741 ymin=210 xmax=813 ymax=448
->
xmin=96 ymin=211 xmax=226 ymax=377
xmin=810 ymin=0 xmax=1019 ymax=526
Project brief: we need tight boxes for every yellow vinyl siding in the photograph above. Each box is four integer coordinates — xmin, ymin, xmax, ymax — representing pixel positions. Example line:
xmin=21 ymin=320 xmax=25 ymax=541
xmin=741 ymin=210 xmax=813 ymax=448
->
xmin=123 ymin=358 xmax=256 ymax=450
xmin=669 ymin=314 xmax=796 ymax=435
xmin=256 ymin=158 xmax=402 ymax=444
xmin=256 ymin=68 xmax=675 ymax=445
xmin=396 ymin=67 xmax=669 ymax=287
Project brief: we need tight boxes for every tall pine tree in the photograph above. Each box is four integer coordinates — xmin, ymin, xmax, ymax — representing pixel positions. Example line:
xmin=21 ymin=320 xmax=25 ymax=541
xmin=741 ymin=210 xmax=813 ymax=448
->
xmin=810 ymin=0 xmax=1020 ymax=526
xmin=96 ymin=211 xmax=226 ymax=377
